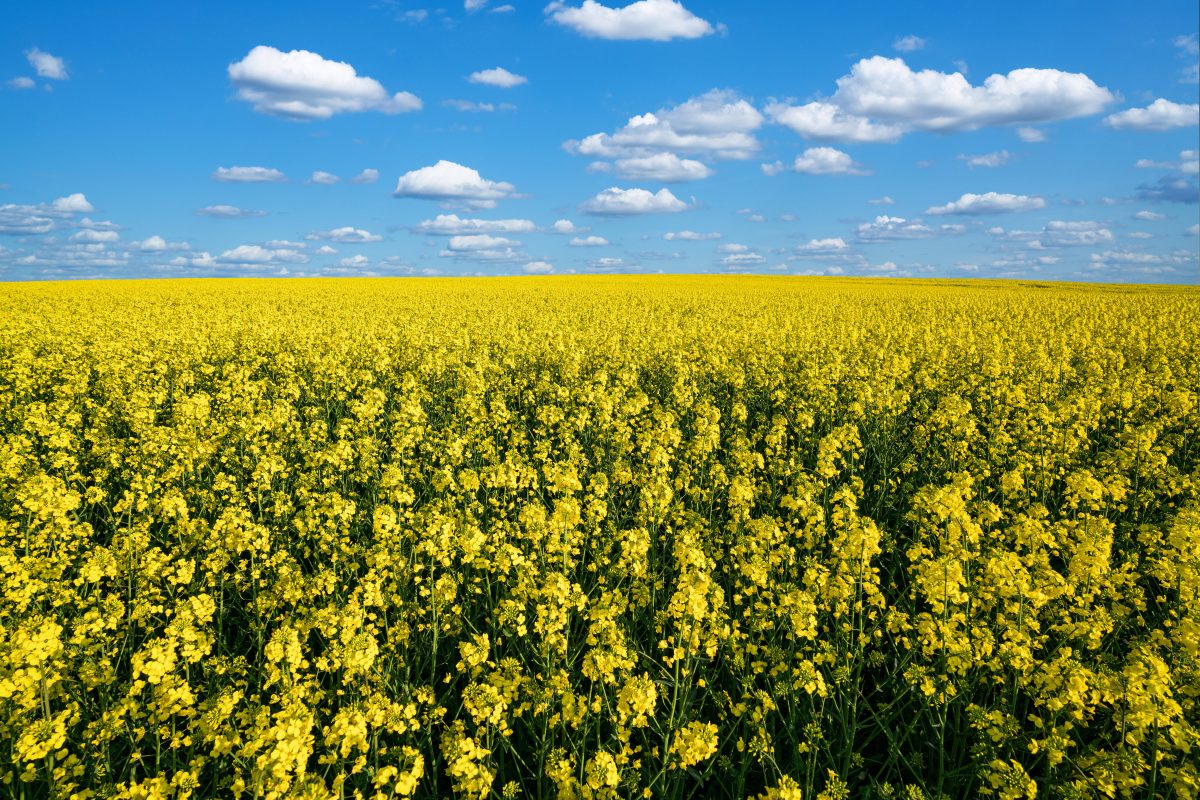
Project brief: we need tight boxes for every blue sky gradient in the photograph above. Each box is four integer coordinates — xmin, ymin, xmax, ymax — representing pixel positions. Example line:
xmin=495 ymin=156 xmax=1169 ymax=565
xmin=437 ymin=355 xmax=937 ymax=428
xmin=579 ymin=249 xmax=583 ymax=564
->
xmin=2 ymin=0 xmax=1198 ymax=281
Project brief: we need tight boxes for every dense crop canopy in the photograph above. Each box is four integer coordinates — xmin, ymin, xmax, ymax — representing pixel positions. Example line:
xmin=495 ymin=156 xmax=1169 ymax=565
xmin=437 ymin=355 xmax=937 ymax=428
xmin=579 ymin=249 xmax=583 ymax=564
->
xmin=0 ymin=276 xmax=1197 ymax=799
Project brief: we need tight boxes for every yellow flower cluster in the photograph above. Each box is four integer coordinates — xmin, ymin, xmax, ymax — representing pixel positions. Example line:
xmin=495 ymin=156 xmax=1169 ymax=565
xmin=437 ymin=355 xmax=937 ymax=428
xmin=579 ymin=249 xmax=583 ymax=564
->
xmin=0 ymin=276 xmax=1197 ymax=799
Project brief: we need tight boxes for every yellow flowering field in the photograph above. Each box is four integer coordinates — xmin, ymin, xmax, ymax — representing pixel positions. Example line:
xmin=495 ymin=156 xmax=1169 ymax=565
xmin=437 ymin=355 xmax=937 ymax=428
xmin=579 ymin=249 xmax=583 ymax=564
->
xmin=1 ymin=276 xmax=1198 ymax=799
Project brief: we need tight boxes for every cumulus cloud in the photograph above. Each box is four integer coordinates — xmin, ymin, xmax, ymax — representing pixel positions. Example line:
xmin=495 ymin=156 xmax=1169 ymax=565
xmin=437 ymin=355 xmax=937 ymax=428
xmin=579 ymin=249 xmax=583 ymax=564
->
xmin=446 ymin=234 xmax=521 ymax=250
xmin=6 ymin=77 xmax=35 ymax=90
xmin=415 ymin=214 xmax=536 ymax=234
xmin=893 ymin=35 xmax=925 ymax=52
xmin=926 ymin=192 xmax=1046 ymax=215
xmin=337 ymin=255 xmax=370 ymax=269
xmin=664 ymin=230 xmax=720 ymax=240
xmin=581 ymin=186 xmax=688 ymax=215
xmin=228 ymin=45 xmax=421 ymax=120
xmin=1017 ymin=127 xmax=1046 ymax=142
xmin=566 ymin=89 xmax=762 ymax=161
xmin=796 ymin=237 xmax=848 ymax=252
xmin=195 ymin=205 xmax=267 ymax=218
xmin=307 ymin=227 xmax=383 ymax=243
xmin=868 ymin=196 xmax=894 ymax=205
xmin=960 ymin=150 xmax=1011 ymax=168
xmin=26 ymin=47 xmax=68 ymax=80
xmin=51 ymin=193 xmax=94 ymax=213
xmin=468 ymin=67 xmax=527 ymax=88
xmin=613 ymin=152 xmax=713 ymax=181
xmin=212 ymin=166 xmax=286 ymax=183
xmin=393 ymin=160 xmax=516 ymax=208
xmin=552 ymin=219 xmax=586 ymax=234
xmin=570 ymin=235 xmax=610 ymax=246
xmin=767 ymin=56 xmax=1113 ymax=143
xmin=1104 ymin=99 xmax=1200 ymax=131
xmin=545 ymin=0 xmax=715 ymax=41
xmin=310 ymin=171 xmax=339 ymax=185
xmin=217 ymin=244 xmax=309 ymax=265
xmin=1133 ymin=210 xmax=1167 ymax=221
xmin=523 ymin=261 xmax=555 ymax=273
xmin=70 ymin=229 xmax=119 ymax=243
xmin=789 ymin=147 xmax=869 ymax=175
xmin=132 ymin=235 xmax=190 ymax=251
xmin=349 ymin=168 xmax=380 ymax=184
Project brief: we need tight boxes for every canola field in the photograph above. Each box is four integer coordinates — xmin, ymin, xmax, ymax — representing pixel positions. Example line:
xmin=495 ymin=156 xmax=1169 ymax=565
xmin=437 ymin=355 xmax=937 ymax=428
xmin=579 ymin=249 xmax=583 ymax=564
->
xmin=1 ymin=276 xmax=1198 ymax=800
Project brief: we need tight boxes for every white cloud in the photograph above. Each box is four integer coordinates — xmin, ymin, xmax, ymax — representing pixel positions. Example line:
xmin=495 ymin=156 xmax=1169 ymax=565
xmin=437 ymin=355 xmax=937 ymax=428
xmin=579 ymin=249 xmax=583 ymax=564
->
xmin=133 ymin=235 xmax=189 ymax=251
xmin=1133 ymin=210 xmax=1167 ymax=221
xmin=790 ymin=147 xmax=868 ymax=175
xmin=0 ymin=206 xmax=54 ymax=235
xmin=581 ymin=186 xmax=688 ymax=215
xmin=545 ymin=0 xmax=715 ymax=41
xmin=70 ymin=229 xmax=119 ymax=243
xmin=760 ymin=161 xmax=785 ymax=176
xmin=552 ymin=219 xmax=586 ymax=234
xmin=1104 ymin=99 xmax=1200 ymax=131
xmin=416 ymin=214 xmax=536 ymax=234
xmin=1126 ymin=231 xmax=1153 ymax=239
xmin=6 ymin=77 xmax=35 ymax=90
xmin=217 ymin=244 xmax=309 ymax=265
xmin=349 ymin=168 xmax=380 ymax=184
xmin=1134 ymin=150 xmax=1200 ymax=175
xmin=523 ymin=261 xmax=555 ymax=273
xmin=768 ymin=56 xmax=1113 ymax=143
xmin=868 ymin=196 xmax=894 ymax=205
xmin=51 ymin=193 xmax=94 ymax=213
xmin=468 ymin=67 xmax=527 ymax=88
xmin=796 ymin=237 xmax=848 ymax=252
xmin=492 ymin=4 xmax=515 ymax=11
xmin=926 ymin=192 xmax=1046 ymax=215
xmin=960 ymin=150 xmax=1011 ymax=168
xmin=567 ymin=89 xmax=762 ymax=160
xmin=721 ymin=252 xmax=766 ymax=266
xmin=571 ymin=235 xmax=610 ymax=246
xmin=26 ymin=48 xmax=67 ymax=80
xmin=195 ymin=205 xmax=267 ymax=218
xmin=212 ymin=166 xmax=286 ymax=183
xmin=228 ymin=45 xmax=421 ymax=120
xmin=1017 ymin=127 xmax=1046 ymax=142
xmin=307 ymin=227 xmax=383 ymax=243
xmin=465 ymin=0 xmax=489 ymax=9
xmin=310 ymin=170 xmax=340 ymax=185
xmin=893 ymin=35 xmax=925 ymax=52
xmin=990 ymin=220 xmax=1115 ymax=247
xmin=1188 ymin=223 xmax=1200 ymax=235
xmin=767 ymin=101 xmax=903 ymax=144
xmin=393 ymin=160 xmax=516 ymax=208
xmin=316 ymin=245 xmax=338 ymax=254
xmin=856 ymin=215 xmax=964 ymax=241
xmin=337 ymin=255 xmax=370 ymax=268
xmin=717 ymin=242 xmax=749 ymax=253
xmin=664 ymin=230 xmax=720 ymax=240
xmin=447 ymin=234 xmax=521 ymax=250
xmin=613 ymin=152 xmax=713 ymax=181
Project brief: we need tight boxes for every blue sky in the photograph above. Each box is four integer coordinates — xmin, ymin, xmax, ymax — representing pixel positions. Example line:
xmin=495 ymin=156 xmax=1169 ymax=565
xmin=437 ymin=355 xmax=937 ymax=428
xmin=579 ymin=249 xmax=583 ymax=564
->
xmin=2 ymin=0 xmax=1198 ymax=282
